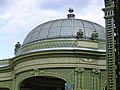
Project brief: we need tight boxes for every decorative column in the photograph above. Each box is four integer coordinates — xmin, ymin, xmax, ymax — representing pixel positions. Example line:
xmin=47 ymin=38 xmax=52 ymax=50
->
xmin=14 ymin=75 xmax=19 ymax=90
xmin=12 ymin=76 xmax=16 ymax=90
xmin=74 ymin=67 xmax=84 ymax=90
xmin=92 ymin=69 xmax=101 ymax=90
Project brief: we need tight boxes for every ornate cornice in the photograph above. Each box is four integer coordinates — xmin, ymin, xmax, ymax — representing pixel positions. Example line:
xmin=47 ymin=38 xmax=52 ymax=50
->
xmin=0 ymin=59 xmax=10 ymax=67
xmin=0 ymin=71 xmax=14 ymax=81
xmin=15 ymin=39 xmax=106 ymax=56
xmin=14 ymin=57 xmax=106 ymax=74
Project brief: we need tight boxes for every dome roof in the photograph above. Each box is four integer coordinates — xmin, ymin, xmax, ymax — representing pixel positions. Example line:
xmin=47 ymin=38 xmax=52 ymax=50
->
xmin=23 ymin=18 xmax=105 ymax=45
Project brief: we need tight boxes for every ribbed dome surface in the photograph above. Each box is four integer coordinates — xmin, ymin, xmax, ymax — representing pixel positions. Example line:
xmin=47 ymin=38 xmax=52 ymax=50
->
xmin=23 ymin=19 xmax=105 ymax=45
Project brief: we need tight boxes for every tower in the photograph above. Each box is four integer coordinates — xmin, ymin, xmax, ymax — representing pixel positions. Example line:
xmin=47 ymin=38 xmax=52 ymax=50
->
xmin=113 ymin=0 xmax=120 ymax=89
xmin=103 ymin=0 xmax=116 ymax=90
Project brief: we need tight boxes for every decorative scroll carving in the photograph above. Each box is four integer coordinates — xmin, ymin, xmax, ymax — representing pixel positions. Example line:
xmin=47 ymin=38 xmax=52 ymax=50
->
xmin=92 ymin=68 xmax=101 ymax=75
xmin=14 ymin=42 xmax=21 ymax=52
xmin=76 ymin=29 xmax=84 ymax=39
xmin=81 ymin=58 xmax=96 ymax=63
xmin=91 ymin=31 xmax=98 ymax=41
xmin=32 ymin=68 xmax=40 ymax=76
xmin=75 ymin=67 xmax=84 ymax=73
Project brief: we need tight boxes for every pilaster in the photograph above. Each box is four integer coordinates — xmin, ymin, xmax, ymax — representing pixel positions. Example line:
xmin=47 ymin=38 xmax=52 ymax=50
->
xmin=74 ymin=67 xmax=84 ymax=90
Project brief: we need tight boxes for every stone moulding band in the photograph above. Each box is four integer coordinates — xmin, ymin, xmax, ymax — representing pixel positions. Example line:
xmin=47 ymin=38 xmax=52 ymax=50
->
xmin=15 ymin=39 xmax=106 ymax=56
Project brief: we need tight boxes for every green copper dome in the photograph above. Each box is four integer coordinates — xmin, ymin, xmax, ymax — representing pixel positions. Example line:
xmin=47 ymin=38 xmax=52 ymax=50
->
xmin=23 ymin=18 xmax=105 ymax=45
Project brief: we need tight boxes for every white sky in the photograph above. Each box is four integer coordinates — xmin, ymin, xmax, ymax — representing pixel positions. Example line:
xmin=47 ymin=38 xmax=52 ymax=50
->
xmin=0 ymin=0 xmax=105 ymax=59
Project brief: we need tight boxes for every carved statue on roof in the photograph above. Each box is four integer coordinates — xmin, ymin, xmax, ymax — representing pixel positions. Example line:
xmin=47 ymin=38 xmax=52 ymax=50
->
xmin=76 ymin=29 xmax=83 ymax=39
xmin=14 ymin=42 xmax=21 ymax=52
xmin=91 ymin=30 xmax=98 ymax=41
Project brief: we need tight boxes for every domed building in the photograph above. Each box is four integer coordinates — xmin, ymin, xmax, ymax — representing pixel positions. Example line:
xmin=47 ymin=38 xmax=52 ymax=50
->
xmin=0 ymin=9 xmax=106 ymax=90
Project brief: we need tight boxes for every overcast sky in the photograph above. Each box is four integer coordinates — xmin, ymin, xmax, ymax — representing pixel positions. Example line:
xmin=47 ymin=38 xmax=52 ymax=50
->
xmin=0 ymin=0 xmax=105 ymax=59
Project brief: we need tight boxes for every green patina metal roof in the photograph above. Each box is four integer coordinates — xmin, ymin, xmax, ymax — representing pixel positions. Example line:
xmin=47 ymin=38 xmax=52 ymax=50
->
xmin=23 ymin=18 xmax=105 ymax=45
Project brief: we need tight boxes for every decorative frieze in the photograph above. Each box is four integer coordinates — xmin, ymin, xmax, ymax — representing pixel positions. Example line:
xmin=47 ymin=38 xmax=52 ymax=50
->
xmin=16 ymin=68 xmax=74 ymax=87
xmin=101 ymin=71 xmax=107 ymax=90
xmin=0 ymin=80 xmax=13 ymax=90
xmin=75 ymin=67 xmax=84 ymax=73
xmin=77 ymin=40 xmax=99 ymax=49
xmin=81 ymin=58 xmax=96 ymax=63
xmin=0 ymin=71 xmax=14 ymax=81
xmin=32 ymin=68 xmax=40 ymax=76
xmin=16 ymin=39 xmax=77 ymax=55
xmin=0 ymin=59 xmax=10 ymax=67
xmin=14 ymin=57 xmax=102 ymax=74
xmin=0 ymin=67 xmax=106 ymax=90
xmin=15 ymin=39 xmax=106 ymax=56
xmin=92 ymin=68 xmax=101 ymax=75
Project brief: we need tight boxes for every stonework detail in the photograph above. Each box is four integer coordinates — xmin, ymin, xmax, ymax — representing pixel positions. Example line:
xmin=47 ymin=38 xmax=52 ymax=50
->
xmin=0 ymin=59 xmax=10 ymax=66
xmin=0 ymin=56 xmax=106 ymax=90
xmin=15 ymin=39 xmax=106 ymax=56
xmin=16 ymin=69 xmax=74 ymax=88
xmin=14 ymin=57 xmax=100 ymax=74
xmin=16 ymin=39 xmax=77 ymax=55
xmin=14 ymin=68 xmax=107 ymax=90
xmin=92 ymin=68 xmax=101 ymax=74
xmin=101 ymin=71 xmax=107 ymax=90
xmin=75 ymin=67 xmax=84 ymax=73
xmin=0 ymin=9 xmax=106 ymax=90
xmin=81 ymin=58 xmax=96 ymax=63
xmin=0 ymin=80 xmax=13 ymax=90
xmin=91 ymin=31 xmax=98 ymax=40
xmin=83 ymin=70 xmax=94 ymax=89
xmin=0 ymin=71 xmax=14 ymax=81
xmin=98 ymin=42 xmax=106 ymax=50
xmin=76 ymin=29 xmax=84 ymax=39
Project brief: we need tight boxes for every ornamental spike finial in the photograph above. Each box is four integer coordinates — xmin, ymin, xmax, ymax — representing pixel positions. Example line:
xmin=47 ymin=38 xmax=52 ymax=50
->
xmin=68 ymin=8 xmax=74 ymax=13
xmin=67 ymin=8 xmax=75 ymax=19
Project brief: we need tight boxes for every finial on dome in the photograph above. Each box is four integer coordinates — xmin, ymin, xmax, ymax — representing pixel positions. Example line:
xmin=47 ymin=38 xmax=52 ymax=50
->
xmin=67 ymin=8 xmax=75 ymax=19
xmin=68 ymin=8 xmax=74 ymax=13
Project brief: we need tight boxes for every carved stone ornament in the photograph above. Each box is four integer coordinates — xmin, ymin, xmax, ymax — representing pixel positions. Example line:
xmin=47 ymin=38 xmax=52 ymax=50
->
xmin=92 ymin=68 xmax=101 ymax=74
xmin=75 ymin=67 xmax=84 ymax=73
xmin=76 ymin=29 xmax=83 ymax=39
xmin=81 ymin=58 xmax=96 ymax=63
xmin=91 ymin=30 xmax=98 ymax=40
xmin=33 ymin=69 xmax=39 ymax=76
xmin=14 ymin=42 xmax=21 ymax=52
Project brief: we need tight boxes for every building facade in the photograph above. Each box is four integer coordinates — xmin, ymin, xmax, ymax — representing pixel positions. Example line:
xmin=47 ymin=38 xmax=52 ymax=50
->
xmin=0 ymin=9 xmax=107 ymax=90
